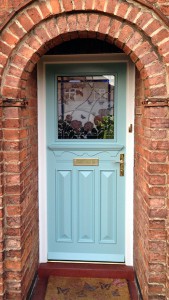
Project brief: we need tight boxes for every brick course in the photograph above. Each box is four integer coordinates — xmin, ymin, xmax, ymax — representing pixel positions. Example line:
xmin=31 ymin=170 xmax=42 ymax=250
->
xmin=0 ymin=0 xmax=169 ymax=299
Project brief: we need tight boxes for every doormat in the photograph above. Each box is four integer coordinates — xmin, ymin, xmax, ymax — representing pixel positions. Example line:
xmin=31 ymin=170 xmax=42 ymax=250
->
xmin=45 ymin=276 xmax=131 ymax=300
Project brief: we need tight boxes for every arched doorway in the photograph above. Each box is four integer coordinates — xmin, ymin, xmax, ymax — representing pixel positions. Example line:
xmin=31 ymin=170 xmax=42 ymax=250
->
xmin=38 ymin=39 xmax=135 ymax=265
xmin=0 ymin=1 xmax=168 ymax=298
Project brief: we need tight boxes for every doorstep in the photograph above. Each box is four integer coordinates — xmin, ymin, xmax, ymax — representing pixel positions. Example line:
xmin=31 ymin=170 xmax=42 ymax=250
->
xmin=38 ymin=262 xmax=135 ymax=280
xmin=31 ymin=262 xmax=139 ymax=299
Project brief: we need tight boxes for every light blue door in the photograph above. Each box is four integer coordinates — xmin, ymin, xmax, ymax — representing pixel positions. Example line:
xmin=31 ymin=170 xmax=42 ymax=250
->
xmin=46 ymin=63 xmax=126 ymax=262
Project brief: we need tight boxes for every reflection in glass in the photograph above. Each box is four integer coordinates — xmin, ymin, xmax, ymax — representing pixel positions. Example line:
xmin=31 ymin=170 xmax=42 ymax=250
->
xmin=57 ymin=76 xmax=115 ymax=139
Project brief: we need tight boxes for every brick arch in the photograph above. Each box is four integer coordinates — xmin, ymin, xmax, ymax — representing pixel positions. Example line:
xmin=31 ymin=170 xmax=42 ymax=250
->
xmin=1 ymin=0 xmax=169 ymax=32
xmin=1 ymin=0 xmax=169 ymax=61
xmin=0 ymin=2 xmax=169 ymax=99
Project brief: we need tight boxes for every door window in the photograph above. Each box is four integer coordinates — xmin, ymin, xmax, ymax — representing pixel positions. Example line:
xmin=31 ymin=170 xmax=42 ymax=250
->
xmin=57 ymin=75 xmax=115 ymax=139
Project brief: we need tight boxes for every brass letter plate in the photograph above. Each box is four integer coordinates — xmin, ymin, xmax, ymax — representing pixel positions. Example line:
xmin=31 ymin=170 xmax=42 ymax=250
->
xmin=73 ymin=158 xmax=99 ymax=166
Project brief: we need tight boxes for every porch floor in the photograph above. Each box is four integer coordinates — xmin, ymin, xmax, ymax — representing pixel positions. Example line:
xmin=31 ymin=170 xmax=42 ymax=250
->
xmin=31 ymin=262 xmax=140 ymax=299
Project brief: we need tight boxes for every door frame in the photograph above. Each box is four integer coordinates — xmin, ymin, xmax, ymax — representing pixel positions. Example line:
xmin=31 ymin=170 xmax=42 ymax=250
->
xmin=37 ymin=53 xmax=135 ymax=265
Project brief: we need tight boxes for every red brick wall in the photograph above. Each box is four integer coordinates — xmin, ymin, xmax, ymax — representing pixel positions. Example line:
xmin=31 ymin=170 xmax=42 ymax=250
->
xmin=1 ymin=67 xmax=38 ymax=299
xmin=20 ymin=67 xmax=38 ymax=299
xmin=0 ymin=105 xmax=5 ymax=298
xmin=0 ymin=0 xmax=169 ymax=299
xmin=134 ymin=70 xmax=169 ymax=299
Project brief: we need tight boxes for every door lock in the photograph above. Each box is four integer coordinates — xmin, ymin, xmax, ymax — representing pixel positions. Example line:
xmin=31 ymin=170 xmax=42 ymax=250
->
xmin=119 ymin=154 xmax=124 ymax=176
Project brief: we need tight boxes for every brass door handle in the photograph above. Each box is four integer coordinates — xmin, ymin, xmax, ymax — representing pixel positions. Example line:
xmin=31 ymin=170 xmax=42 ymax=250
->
xmin=119 ymin=154 xmax=124 ymax=176
xmin=112 ymin=154 xmax=124 ymax=176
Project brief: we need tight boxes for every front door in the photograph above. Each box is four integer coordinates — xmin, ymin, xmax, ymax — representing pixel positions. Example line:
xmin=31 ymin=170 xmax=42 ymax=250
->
xmin=46 ymin=62 xmax=126 ymax=262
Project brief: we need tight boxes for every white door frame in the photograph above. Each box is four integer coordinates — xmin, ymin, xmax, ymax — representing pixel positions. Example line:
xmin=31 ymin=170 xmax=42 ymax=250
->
xmin=37 ymin=53 xmax=135 ymax=265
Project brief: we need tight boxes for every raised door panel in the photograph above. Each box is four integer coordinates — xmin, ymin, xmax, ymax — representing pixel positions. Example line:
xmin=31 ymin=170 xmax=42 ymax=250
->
xmin=100 ymin=170 xmax=117 ymax=244
xmin=78 ymin=170 xmax=95 ymax=243
xmin=56 ymin=170 xmax=73 ymax=242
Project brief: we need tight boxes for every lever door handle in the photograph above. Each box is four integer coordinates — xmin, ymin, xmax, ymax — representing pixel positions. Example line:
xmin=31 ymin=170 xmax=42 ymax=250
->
xmin=112 ymin=154 xmax=124 ymax=176
xmin=119 ymin=154 xmax=124 ymax=176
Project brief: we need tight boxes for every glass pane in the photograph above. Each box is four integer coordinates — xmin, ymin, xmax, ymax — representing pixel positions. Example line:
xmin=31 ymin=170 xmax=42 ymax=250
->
xmin=57 ymin=75 xmax=115 ymax=139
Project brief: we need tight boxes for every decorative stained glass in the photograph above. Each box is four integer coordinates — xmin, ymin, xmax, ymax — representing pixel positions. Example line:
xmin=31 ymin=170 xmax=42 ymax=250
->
xmin=57 ymin=75 xmax=115 ymax=139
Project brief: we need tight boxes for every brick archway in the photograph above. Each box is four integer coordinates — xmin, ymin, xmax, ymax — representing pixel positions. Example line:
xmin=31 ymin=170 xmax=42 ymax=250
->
xmin=0 ymin=1 xmax=169 ymax=299
xmin=0 ymin=0 xmax=169 ymax=100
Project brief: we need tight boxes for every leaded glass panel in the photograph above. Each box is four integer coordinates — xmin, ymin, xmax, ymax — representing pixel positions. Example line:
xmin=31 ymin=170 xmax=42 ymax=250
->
xmin=57 ymin=75 xmax=115 ymax=139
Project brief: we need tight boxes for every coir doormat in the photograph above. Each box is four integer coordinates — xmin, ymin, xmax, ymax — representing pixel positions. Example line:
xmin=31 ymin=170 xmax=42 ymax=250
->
xmin=45 ymin=276 xmax=131 ymax=300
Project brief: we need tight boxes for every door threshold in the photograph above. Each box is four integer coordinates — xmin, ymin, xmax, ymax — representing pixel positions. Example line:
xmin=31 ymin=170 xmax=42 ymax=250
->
xmin=48 ymin=260 xmax=125 ymax=265
xmin=39 ymin=262 xmax=134 ymax=281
